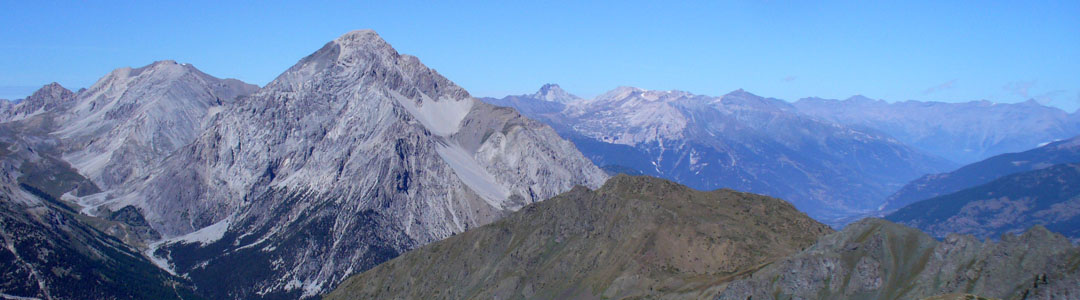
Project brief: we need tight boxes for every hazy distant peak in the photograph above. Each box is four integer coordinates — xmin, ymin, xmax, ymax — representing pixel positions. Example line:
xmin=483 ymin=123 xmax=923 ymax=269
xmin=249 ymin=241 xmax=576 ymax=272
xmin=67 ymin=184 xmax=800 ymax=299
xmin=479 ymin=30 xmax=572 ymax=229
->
xmin=594 ymin=86 xmax=646 ymax=102
xmin=720 ymin=89 xmax=776 ymax=103
xmin=529 ymin=83 xmax=582 ymax=103
xmin=1020 ymin=98 xmax=1042 ymax=106
xmin=844 ymin=95 xmax=880 ymax=103
xmin=723 ymin=88 xmax=754 ymax=96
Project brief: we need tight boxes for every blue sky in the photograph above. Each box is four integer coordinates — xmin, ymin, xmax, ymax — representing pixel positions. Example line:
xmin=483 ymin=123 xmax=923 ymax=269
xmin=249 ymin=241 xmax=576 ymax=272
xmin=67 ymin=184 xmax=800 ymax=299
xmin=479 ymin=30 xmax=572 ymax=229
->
xmin=2 ymin=1 xmax=1078 ymax=110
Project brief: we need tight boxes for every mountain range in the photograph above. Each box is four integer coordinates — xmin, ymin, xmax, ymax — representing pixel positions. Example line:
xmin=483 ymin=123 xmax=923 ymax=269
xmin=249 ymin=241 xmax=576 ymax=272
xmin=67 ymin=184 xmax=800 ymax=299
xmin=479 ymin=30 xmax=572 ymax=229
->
xmin=482 ymin=85 xmax=956 ymax=222
xmin=794 ymin=96 xmax=1080 ymax=164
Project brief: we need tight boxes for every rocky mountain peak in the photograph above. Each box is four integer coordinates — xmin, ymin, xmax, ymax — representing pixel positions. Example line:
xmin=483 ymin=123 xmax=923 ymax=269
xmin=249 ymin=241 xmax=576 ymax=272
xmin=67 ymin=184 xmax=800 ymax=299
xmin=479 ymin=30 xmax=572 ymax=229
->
xmin=30 ymin=82 xmax=73 ymax=99
xmin=27 ymin=82 xmax=75 ymax=107
xmin=53 ymin=60 xmax=257 ymax=189
xmin=269 ymin=29 xmax=469 ymax=104
xmin=529 ymin=83 xmax=581 ymax=103
xmin=716 ymin=88 xmax=788 ymax=110
xmin=331 ymin=30 xmax=398 ymax=63
xmin=1 ymin=82 xmax=76 ymax=121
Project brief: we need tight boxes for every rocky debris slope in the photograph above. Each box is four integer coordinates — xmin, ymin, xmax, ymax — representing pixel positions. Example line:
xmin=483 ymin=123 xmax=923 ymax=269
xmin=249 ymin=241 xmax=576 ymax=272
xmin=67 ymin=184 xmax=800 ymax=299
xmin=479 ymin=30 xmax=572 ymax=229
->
xmin=0 ymin=62 xmax=257 ymax=193
xmin=326 ymin=175 xmax=831 ymax=300
xmin=116 ymin=30 xmax=608 ymax=299
xmin=888 ymin=163 xmax=1080 ymax=242
xmin=715 ymin=218 xmax=1080 ymax=300
xmin=884 ymin=135 xmax=1080 ymax=211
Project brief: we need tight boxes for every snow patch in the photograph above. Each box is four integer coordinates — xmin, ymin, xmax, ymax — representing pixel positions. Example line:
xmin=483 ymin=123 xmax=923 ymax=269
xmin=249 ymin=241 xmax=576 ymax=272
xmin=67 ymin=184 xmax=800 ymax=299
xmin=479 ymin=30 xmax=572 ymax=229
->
xmin=1 ymin=293 xmax=42 ymax=300
xmin=390 ymin=90 xmax=472 ymax=136
xmin=173 ymin=215 xmax=232 ymax=245
xmin=74 ymin=192 xmax=110 ymax=215
xmin=301 ymin=280 xmax=324 ymax=299
xmin=144 ymin=215 xmax=233 ymax=276
xmin=145 ymin=241 xmax=176 ymax=276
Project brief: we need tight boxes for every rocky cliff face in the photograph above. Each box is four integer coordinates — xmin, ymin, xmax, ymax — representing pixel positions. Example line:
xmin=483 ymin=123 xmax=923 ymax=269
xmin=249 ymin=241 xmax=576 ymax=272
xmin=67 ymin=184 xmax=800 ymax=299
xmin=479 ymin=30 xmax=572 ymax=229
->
xmin=327 ymin=175 xmax=831 ymax=300
xmin=99 ymin=30 xmax=609 ymax=299
xmin=53 ymin=60 xmax=258 ymax=190
xmin=715 ymin=218 xmax=1080 ymax=300
xmin=0 ymin=61 xmax=258 ymax=192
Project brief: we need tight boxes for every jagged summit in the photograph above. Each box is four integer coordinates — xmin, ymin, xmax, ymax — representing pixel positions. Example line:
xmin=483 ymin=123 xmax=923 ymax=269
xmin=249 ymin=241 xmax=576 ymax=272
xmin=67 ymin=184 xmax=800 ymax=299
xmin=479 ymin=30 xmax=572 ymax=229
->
xmin=0 ymin=82 xmax=76 ymax=121
xmin=529 ymin=83 xmax=582 ymax=103
xmin=270 ymin=29 xmax=469 ymax=103
xmin=332 ymin=29 xmax=395 ymax=57
xmin=337 ymin=29 xmax=379 ymax=41
xmin=31 ymin=82 xmax=70 ymax=96
xmin=27 ymin=82 xmax=75 ymax=106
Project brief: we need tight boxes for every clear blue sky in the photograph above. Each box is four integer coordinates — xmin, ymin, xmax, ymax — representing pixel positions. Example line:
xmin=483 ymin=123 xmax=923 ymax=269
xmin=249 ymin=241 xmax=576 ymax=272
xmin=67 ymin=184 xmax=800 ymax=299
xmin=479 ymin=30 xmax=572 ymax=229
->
xmin=2 ymin=1 xmax=1078 ymax=110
